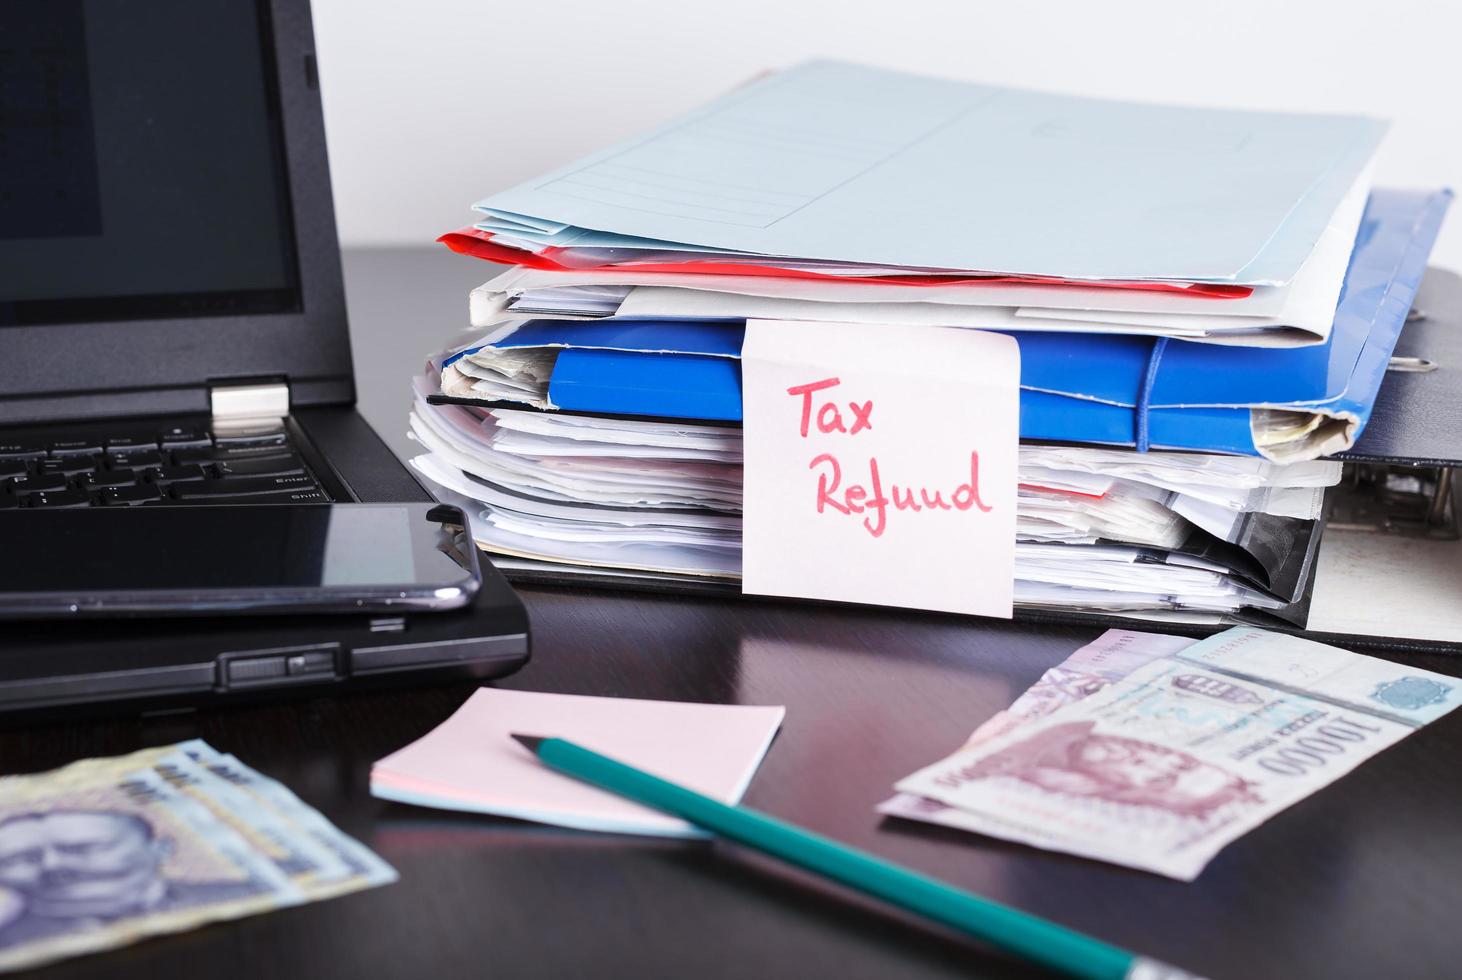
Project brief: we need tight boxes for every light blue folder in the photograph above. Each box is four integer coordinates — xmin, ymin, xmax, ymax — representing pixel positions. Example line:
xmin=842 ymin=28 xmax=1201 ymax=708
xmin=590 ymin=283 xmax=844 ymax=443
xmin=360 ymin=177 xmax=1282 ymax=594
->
xmin=439 ymin=189 xmax=1450 ymax=459
xmin=475 ymin=61 xmax=1385 ymax=286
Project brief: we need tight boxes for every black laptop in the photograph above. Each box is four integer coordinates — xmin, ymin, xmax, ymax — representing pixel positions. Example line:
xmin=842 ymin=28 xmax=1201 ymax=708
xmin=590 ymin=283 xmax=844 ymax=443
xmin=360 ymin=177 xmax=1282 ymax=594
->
xmin=0 ymin=0 xmax=529 ymax=715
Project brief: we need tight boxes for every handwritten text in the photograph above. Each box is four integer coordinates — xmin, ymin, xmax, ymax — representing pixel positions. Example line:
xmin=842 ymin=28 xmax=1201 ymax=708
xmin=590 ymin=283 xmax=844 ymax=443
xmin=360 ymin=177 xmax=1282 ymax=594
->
xmin=786 ymin=377 xmax=992 ymax=539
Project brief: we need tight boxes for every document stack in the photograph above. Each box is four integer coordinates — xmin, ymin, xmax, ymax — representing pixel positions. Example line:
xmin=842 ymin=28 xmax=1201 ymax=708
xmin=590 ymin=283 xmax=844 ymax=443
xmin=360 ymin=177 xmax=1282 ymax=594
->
xmin=410 ymin=60 xmax=1451 ymax=628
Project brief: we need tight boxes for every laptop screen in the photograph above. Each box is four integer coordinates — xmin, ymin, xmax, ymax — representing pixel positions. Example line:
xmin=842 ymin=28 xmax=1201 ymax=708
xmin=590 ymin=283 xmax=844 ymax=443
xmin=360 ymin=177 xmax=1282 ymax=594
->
xmin=0 ymin=0 xmax=302 ymax=327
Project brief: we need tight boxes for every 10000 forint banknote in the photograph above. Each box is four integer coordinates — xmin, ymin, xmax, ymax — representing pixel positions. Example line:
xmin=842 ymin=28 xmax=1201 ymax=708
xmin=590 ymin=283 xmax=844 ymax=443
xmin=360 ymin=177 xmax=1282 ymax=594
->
xmin=886 ymin=628 xmax=1459 ymax=880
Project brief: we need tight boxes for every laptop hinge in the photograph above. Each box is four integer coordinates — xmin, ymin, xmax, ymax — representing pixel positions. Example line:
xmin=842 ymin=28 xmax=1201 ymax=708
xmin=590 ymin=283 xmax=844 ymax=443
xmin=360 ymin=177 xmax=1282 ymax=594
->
xmin=210 ymin=380 xmax=290 ymax=424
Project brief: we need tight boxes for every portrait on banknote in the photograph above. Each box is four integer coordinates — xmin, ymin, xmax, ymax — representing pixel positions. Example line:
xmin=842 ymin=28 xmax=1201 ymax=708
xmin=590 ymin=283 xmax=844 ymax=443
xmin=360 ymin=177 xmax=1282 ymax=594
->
xmin=0 ymin=807 xmax=269 ymax=950
xmin=958 ymin=721 xmax=1262 ymax=819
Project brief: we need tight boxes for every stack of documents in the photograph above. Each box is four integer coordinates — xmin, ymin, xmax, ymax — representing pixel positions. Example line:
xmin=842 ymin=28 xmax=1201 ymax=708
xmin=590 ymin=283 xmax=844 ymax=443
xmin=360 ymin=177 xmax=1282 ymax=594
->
xmin=410 ymin=376 xmax=1337 ymax=621
xmin=411 ymin=59 xmax=1451 ymax=624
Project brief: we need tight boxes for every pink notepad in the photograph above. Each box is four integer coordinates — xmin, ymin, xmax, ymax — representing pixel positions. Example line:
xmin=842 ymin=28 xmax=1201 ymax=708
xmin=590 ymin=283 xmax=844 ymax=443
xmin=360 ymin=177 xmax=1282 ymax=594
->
xmin=370 ymin=688 xmax=785 ymax=837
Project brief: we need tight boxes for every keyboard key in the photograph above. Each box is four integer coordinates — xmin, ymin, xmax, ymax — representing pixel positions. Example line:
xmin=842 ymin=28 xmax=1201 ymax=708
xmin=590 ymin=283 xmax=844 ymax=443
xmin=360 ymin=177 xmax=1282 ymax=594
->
xmin=149 ymin=464 xmax=208 ymax=485
xmin=105 ymin=435 xmax=158 ymax=452
xmin=170 ymin=447 xmax=222 ymax=465
xmin=212 ymin=425 xmax=287 ymax=447
xmin=173 ymin=444 xmax=295 ymax=464
xmin=171 ymin=474 xmax=317 ymax=500
xmin=0 ymin=492 xmax=17 ymax=509
xmin=79 ymin=471 xmax=137 ymax=490
xmin=26 ymin=489 xmax=93 ymax=508
xmin=0 ymin=443 xmax=45 ymax=460
xmin=101 ymin=484 xmax=164 ymax=506
xmin=212 ymin=454 xmax=305 ymax=478
xmin=176 ymin=488 xmax=329 ymax=505
xmin=11 ymin=474 xmax=69 ymax=495
xmin=106 ymin=450 xmax=165 ymax=471
xmin=158 ymin=426 xmax=211 ymax=448
xmin=48 ymin=439 xmax=103 ymax=456
xmin=0 ymin=459 xmax=30 ymax=481
xmin=38 ymin=456 xmax=98 ymax=477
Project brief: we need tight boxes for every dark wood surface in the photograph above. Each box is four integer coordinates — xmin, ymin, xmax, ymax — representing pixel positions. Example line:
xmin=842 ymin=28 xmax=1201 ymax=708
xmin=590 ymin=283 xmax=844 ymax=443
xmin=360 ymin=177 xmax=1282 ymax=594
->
xmin=2 ymin=249 xmax=1459 ymax=979
xmin=3 ymin=589 xmax=1461 ymax=980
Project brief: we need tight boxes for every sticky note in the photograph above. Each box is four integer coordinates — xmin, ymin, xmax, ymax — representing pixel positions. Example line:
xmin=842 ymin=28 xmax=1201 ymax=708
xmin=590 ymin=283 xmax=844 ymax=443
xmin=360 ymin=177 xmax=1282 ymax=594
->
xmin=371 ymin=689 xmax=785 ymax=838
xmin=740 ymin=320 xmax=1019 ymax=617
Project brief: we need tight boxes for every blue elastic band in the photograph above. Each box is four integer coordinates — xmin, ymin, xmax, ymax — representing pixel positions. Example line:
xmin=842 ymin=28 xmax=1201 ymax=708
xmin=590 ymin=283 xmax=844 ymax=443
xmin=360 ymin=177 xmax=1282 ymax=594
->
xmin=442 ymin=345 xmax=485 ymax=369
xmin=1134 ymin=337 xmax=1168 ymax=453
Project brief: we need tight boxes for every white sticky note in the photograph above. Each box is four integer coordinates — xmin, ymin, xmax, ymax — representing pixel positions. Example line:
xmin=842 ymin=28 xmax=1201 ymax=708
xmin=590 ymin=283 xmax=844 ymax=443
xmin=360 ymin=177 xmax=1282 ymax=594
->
xmin=741 ymin=320 xmax=1019 ymax=617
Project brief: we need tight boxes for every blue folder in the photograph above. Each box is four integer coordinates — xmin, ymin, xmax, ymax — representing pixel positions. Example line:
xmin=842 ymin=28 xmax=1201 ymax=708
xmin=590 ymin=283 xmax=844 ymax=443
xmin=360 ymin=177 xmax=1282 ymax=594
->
xmin=441 ymin=189 xmax=1450 ymax=458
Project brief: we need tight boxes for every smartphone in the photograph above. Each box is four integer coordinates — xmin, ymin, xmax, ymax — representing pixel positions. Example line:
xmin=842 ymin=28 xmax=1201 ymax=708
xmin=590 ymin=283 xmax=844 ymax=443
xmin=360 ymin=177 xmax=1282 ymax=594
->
xmin=0 ymin=503 xmax=482 ymax=619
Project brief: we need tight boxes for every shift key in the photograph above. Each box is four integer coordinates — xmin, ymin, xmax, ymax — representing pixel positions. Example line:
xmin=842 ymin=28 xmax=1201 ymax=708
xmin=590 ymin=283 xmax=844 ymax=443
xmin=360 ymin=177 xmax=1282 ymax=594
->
xmin=213 ymin=454 xmax=306 ymax=478
xmin=172 ymin=474 xmax=317 ymax=499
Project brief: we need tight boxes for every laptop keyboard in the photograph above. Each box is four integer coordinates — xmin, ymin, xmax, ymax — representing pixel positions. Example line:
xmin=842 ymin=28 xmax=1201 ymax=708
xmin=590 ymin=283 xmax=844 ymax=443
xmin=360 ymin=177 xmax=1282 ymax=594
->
xmin=0 ymin=420 xmax=332 ymax=509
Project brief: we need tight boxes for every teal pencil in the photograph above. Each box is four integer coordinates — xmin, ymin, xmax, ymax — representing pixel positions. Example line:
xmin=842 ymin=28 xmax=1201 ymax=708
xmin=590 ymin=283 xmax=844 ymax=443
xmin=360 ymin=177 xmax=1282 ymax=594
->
xmin=511 ymin=734 xmax=1200 ymax=980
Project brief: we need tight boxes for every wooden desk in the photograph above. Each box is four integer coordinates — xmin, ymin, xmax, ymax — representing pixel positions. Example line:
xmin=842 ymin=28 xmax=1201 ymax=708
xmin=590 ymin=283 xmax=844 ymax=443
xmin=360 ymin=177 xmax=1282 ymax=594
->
xmin=3 ymin=249 xmax=1458 ymax=979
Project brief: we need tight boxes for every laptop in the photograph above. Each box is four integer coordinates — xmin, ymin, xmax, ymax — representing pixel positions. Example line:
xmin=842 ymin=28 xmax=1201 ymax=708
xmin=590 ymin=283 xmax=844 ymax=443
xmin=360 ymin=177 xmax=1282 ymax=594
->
xmin=0 ymin=0 xmax=530 ymax=714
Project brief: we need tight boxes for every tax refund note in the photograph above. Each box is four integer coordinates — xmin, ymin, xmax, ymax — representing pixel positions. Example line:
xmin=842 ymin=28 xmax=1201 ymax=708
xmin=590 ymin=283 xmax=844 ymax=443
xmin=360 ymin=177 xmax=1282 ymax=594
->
xmin=740 ymin=319 xmax=1019 ymax=617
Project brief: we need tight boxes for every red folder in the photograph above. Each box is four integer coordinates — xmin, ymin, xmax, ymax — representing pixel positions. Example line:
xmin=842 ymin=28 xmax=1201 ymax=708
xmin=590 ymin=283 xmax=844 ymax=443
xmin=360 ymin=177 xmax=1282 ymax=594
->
xmin=438 ymin=227 xmax=1252 ymax=299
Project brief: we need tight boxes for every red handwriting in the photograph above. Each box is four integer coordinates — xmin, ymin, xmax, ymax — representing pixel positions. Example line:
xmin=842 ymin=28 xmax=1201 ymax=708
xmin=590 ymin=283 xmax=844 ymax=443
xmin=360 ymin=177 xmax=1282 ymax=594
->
xmin=786 ymin=377 xmax=873 ymax=438
xmin=810 ymin=451 xmax=993 ymax=538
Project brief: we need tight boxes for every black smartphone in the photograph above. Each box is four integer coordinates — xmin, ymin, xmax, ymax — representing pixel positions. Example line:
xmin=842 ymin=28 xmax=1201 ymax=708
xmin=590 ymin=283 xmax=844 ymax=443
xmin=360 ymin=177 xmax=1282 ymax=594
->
xmin=0 ymin=503 xmax=482 ymax=619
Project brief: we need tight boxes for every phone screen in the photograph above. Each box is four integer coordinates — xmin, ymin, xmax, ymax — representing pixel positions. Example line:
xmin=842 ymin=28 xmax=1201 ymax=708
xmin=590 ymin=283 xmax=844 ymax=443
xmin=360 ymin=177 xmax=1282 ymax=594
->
xmin=0 ymin=504 xmax=479 ymax=615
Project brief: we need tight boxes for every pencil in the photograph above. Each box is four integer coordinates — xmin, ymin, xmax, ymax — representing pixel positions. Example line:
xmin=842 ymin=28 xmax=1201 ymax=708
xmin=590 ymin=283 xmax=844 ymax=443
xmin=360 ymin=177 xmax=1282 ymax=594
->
xmin=510 ymin=734 xmax=1201 ymax=980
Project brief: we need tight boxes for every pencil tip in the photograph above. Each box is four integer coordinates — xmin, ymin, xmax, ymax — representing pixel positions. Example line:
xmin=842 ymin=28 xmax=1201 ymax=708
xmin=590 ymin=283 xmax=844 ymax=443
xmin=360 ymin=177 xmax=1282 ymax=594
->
xmin=510 ymin=733 xmax=548 ymax=753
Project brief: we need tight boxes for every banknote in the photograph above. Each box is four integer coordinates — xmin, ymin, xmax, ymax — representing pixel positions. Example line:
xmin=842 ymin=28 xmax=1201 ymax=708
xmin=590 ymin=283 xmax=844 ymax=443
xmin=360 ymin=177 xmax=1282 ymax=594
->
xmin=176 ymin=742 xmax=397 ymax=894
xmin=0 ymin=742 xmax=394 ymax=971
xmin=889 ymin=628 xmax=1460 ymax=880
xmin=157 ymin=751 xmax=354 ymax=883
xmin=879 ymin=629 xmax=1196 ymax=827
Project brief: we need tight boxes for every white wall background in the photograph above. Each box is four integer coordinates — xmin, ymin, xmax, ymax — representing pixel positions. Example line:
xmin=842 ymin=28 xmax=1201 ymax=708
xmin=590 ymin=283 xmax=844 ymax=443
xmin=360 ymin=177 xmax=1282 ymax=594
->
xmin=311 ymin=0 xmax=1462 ymax=270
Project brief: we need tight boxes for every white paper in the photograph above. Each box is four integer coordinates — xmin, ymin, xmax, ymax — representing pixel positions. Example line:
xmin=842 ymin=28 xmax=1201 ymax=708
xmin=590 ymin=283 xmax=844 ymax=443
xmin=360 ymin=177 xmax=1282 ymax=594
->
xmin=371 ymin=689 xmax=783 ymax=837
xmin=472 ymin=265 xmax=1298 ymax=323
xmin=740 ymin=320 xmax=1019 ymax=616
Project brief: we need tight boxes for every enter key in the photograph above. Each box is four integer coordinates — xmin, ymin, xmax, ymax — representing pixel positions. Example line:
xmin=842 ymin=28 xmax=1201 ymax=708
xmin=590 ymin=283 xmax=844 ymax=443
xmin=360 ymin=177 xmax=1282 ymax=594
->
xmin=212 ymin=454 xmax=307 ymax=478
